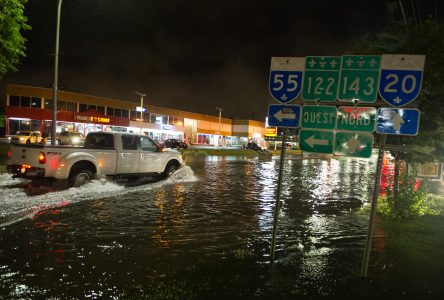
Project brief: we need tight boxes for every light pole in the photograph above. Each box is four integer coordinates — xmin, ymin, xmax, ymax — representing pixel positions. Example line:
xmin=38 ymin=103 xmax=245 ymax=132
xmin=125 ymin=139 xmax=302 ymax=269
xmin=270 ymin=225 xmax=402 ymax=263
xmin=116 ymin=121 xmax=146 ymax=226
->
xmin=136 ymin=91 xmax=146 ymax=133
xmin=216 ymin=107 xmax=223 ymax=146
xmin=51 ymin=0 xmax=63 ymax=145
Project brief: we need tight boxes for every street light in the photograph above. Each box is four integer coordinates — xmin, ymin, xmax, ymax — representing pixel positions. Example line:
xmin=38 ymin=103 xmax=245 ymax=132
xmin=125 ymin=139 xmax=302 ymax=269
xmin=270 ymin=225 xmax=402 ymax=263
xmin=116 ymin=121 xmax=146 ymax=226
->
xmin=136 ymin=91 xmax=146 ymax=133
xmin=216 ymin=107 xmax=223 ymax=146
xmin=51 ymin=0 xmax=63 ymax=145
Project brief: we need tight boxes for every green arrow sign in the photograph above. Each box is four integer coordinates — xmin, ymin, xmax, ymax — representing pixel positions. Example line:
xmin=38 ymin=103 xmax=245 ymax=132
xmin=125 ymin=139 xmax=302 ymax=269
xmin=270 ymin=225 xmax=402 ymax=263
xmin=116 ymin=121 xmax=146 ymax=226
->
xmin=299 ymin=129 xmax=334 ymax=154
xmin=336 ymin=106 xmax=376 ymax=132
xmin=301 ymin=105 xmax=337 ymax=129
xmin=302 ymin=56 xmax=341 ymax=101
xmin=334 ymin=131 xmax=373 ymax=158
xmin=338 ymin=55 xmax=381 ymax=103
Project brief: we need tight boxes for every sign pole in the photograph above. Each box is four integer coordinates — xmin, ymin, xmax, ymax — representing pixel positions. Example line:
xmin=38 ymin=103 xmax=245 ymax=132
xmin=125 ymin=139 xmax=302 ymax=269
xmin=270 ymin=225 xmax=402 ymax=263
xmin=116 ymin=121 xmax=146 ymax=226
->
xmin=361 ymin=134 xmax=386 ymax=277
xmin=270 ymin=128 xmax=287 ymax=264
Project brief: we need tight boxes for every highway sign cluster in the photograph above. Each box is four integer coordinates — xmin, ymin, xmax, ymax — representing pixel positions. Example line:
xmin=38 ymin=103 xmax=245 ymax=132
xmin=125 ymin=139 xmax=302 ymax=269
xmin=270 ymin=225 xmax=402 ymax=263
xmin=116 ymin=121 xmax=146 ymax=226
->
xmin=269 ymin=54 xmax=425 ymax=105
xmin=267 ymin=54 xmax=425 ymax=158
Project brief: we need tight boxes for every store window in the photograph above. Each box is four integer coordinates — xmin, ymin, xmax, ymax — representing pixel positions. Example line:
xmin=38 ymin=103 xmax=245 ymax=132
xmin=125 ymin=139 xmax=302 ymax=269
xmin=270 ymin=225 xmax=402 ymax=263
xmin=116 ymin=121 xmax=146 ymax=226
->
xmin=97 ymin=106 xmax=105 ymax=114
xmin=44 ymin=99 xmax=53 ymax=109
xmin=88 ymin=105 xmax=96 ymax=111
xmin=21 ymin=96 xmax=31 ymax=107
xmin=114 ymin=109 xmax=122 ymax=117
xmin=107 ymin=107 xmax=114 ymax=117
xmin=130 ymin=110 xmax=138 ymax=120
xmin=155 ymin=116 xmax=163 ymax=124
xmin=9 ymin=95 xmax=20 ymax=106
xmin=66 ymin=101 xmax=77 ymax=112
xmin=31 ymin=97 xmax=41 ymax=108
xmin=57 ymin=100 xmax=67 ymax=110
xmin=79 ymin=103 xmax=88 ymax=112
xmin=8 ymin=119 xmax=40 ymax=135
xmin=122 ymin=109 xmax=129 ymax=118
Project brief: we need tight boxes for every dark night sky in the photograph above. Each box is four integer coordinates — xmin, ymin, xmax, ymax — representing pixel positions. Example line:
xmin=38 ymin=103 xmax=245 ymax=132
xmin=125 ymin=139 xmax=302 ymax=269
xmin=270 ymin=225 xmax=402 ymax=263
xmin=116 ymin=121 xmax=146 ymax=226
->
xmin=5 ymin=0 xmax=394 ymax=120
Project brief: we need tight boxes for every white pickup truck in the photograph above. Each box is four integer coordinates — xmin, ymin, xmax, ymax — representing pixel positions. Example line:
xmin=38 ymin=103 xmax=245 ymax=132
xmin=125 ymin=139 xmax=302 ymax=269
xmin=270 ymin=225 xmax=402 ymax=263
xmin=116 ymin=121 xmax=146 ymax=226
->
xmin=7 ymin=131 xmax=183 ymax=186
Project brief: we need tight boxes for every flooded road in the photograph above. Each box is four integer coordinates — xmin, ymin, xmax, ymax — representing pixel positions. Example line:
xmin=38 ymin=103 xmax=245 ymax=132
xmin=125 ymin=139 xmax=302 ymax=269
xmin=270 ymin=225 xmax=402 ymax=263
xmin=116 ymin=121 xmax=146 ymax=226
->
xmin=0 ymin=155 xmax=403 ymax=298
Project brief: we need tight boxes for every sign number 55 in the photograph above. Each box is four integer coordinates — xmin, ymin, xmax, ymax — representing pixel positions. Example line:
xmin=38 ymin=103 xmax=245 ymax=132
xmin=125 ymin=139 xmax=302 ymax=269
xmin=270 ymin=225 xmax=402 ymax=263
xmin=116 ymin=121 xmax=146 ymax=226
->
xmin=269 ymin=71 xmax=303 ymax=103
xmin=269 ymin=57 xmax=305 ymax=104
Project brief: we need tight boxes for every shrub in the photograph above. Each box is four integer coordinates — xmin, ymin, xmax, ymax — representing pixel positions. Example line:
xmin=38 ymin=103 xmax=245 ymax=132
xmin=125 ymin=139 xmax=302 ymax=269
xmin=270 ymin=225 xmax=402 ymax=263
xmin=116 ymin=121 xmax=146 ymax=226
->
xmin=378 ymin=174 xmax=440 ymax=218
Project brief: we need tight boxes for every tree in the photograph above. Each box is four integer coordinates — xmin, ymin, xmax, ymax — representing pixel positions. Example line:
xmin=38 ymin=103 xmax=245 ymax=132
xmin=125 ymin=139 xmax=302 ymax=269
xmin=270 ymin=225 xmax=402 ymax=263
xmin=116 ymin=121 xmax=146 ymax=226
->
xmin=354 ymin=0 xmax=444 ymax=164
xmin=0 ymin=0 xmax=31 ymax=78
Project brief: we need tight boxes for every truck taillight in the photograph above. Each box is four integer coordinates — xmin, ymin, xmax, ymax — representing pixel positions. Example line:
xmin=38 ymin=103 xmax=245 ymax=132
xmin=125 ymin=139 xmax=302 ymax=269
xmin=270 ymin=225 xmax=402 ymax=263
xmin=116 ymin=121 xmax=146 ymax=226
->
xmin=38 ymin=152 xmax=46 ymax=164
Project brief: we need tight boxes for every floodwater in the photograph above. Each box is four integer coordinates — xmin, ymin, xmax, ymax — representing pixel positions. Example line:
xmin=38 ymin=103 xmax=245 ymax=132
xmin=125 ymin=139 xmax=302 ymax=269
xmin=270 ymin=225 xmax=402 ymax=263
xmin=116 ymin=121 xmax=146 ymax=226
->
xmin=0 ymin=155 xmax=441 ymax=298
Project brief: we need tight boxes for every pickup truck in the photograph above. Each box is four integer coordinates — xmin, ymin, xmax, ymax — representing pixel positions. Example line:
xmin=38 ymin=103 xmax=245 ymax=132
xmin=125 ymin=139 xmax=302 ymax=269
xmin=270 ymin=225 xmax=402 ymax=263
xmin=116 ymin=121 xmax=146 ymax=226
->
xmin=7 ymin=131 xmax=183 ymax=187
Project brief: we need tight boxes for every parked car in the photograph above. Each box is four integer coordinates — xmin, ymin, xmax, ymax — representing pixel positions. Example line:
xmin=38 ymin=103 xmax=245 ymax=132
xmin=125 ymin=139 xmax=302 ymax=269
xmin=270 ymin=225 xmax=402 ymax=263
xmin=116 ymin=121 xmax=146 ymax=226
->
xmin=163 ymin=138 xmax=188 ymax=149
xmin=58 ymin=131 xmax=85 ymax=146
xmin=245 ymin=142 xmax=261 ymax=151
xmin=10 ymin=131 xmax=42 ymax=144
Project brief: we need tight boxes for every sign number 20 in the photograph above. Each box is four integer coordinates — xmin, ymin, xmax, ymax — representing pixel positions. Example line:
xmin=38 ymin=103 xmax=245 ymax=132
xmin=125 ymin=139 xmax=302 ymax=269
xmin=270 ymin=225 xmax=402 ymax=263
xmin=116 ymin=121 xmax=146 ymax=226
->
xmin=383 ymin=74 xmax=417 ymax=94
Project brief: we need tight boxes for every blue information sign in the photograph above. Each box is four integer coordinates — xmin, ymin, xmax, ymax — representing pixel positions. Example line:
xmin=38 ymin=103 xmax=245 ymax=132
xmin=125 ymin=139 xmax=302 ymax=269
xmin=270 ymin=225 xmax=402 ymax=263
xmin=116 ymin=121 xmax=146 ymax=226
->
xmin=268 ymin=104 xmax=301 ymax=128
xmin=376 ymin=107 xmax=420 ymax=135
xmin=269 ymin=57 xmax=304 ymax=103
xmin=379 ymin=54 xmax=425 ymax=107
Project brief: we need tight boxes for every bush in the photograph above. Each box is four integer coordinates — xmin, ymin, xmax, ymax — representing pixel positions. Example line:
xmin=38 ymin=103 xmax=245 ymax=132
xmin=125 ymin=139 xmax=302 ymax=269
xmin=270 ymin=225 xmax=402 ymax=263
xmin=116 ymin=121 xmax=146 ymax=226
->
xmin=378 ymin=174 xmax=440 ymax=218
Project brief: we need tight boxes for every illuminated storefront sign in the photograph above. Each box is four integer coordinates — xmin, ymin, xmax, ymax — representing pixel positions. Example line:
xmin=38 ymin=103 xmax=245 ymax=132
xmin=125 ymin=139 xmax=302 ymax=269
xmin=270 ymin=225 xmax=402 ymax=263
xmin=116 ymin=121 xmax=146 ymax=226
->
xmin=74 ymin=114 xmax=110 ymax=124
xmin=265 ymin=127 xmax=277 ymax=137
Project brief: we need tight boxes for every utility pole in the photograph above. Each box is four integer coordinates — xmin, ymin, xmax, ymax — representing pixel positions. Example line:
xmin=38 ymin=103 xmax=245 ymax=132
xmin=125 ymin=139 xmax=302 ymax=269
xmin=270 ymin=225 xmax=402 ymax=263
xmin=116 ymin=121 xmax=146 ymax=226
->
xmin=51 ymin=0 xmax=63 ymax=145
xmin=136 ymin=91 xmax=146 ymax=134
xmin=216 ymin=107 xmax=223 ymax=146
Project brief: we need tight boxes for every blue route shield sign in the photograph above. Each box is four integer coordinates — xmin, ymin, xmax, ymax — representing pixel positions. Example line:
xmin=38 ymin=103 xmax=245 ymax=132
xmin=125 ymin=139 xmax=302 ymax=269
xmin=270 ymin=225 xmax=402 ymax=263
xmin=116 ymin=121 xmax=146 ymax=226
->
xmin=379 ymin=54 xmax=425 ymax=107
xmin=268 ymin=104 xmax=301 ymax=128
xmin=376 ymin=107 xmax=420 ymax=136
xmin=269 ymin=57 xmax=304 ymax=104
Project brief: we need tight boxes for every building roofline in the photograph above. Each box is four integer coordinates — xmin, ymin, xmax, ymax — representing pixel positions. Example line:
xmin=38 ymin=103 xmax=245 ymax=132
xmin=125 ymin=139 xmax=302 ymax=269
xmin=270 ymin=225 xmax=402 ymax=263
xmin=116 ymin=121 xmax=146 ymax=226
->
xmin=5 ymin=84 xmax=265 ymax=126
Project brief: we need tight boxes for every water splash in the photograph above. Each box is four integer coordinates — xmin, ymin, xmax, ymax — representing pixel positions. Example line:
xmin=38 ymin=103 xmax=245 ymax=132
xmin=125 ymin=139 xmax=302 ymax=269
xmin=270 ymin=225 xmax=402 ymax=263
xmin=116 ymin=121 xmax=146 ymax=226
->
xmin=169 ymin=165 xmax=198 ymax=182
xmin=0 ymin=165 xmax=197 ymax=227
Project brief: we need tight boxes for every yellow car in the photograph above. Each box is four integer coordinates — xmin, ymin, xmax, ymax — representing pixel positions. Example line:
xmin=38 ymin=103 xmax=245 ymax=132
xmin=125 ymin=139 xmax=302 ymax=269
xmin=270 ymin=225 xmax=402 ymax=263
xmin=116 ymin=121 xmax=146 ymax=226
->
xmin=10 ymin=131 xmax=42 ymax=144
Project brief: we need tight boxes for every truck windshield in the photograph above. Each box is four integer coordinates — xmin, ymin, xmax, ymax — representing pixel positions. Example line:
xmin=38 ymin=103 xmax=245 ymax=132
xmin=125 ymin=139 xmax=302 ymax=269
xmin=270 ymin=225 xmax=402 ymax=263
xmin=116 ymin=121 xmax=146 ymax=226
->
xmin=84 ymin=133 xmax=114 ymax=148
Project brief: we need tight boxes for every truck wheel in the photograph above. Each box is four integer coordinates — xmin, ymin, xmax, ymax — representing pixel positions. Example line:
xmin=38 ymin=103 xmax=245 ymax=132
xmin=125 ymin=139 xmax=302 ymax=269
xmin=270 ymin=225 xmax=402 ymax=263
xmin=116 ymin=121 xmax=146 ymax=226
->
xmin=162 ymin=162 xmax=179 ymax=179
xmin=69 ymin=169 xmax=93 ymax=187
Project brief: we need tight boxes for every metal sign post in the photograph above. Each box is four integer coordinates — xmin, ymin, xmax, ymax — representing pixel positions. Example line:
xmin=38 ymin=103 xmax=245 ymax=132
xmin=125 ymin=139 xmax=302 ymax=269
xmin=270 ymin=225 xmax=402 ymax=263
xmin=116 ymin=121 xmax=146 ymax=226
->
xmin=361 ymin=134 xmax=387 ymax=277
xmin=270 ymin=129 xmax=287 ymax=264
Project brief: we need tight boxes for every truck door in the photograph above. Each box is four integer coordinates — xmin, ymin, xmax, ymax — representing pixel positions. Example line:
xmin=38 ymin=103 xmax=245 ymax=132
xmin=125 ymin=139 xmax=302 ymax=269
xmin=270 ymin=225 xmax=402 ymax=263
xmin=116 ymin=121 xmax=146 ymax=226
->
xmin=139 ymin=135 xmax=163 ymax=173
xmin=117 ymin=134 xmax=140 ymax=174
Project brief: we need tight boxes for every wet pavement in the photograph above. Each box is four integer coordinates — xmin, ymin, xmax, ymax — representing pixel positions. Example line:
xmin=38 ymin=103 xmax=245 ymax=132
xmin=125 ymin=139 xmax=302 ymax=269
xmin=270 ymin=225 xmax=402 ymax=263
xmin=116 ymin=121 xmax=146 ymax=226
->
xmin=0 ymin=155 xmax=442 ymax=299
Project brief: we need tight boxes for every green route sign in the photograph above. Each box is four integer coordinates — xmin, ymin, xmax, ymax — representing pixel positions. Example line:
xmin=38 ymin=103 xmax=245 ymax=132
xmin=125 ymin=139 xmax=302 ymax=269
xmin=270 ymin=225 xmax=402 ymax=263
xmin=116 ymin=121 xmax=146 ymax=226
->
xmin=338 ymin=55 xmax=381 ymax=103
xmin=299 ymin=129 xmax=334 ymax=154
xmin=334 ymin=131 xmax=373 ymax=158
xmin=301 ymin=105 xmax=337 ymax=129
xmin=336 ymin=106 xmax=376 ymax=132
xmin=302 ymin=56 xmax=341 ymax=101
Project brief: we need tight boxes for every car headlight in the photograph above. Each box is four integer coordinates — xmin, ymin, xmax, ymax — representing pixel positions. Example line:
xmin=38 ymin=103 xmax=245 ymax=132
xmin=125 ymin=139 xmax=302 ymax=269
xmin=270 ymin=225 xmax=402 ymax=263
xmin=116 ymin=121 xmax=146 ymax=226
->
xmin=19 ymin=137 xmax=25 ymax=141
xmin=72 ymin=137 xmax=79 ymax=144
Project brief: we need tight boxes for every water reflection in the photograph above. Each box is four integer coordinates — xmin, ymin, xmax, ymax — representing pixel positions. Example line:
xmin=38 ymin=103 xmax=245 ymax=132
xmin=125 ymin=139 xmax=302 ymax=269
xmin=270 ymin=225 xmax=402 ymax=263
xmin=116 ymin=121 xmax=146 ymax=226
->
xmin=0 ymin=156 xmax=378 ymax=298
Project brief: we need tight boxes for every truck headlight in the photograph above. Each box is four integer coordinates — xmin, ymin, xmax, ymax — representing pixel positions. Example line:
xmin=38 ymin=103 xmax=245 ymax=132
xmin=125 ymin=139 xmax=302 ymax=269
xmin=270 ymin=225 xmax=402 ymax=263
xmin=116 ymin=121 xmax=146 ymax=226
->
xmin=72 ymin=137 xmax=79 ymax=144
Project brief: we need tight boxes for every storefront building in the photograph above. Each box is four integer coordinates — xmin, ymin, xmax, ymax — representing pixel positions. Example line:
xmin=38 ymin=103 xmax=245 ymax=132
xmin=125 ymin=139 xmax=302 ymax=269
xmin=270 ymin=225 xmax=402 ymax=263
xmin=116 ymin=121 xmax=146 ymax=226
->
xmin=3 ymin=84 xmax=266 ymax=146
